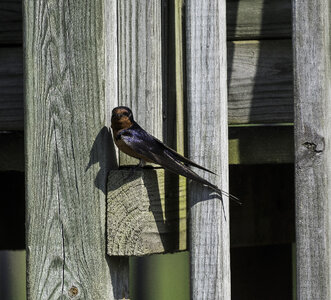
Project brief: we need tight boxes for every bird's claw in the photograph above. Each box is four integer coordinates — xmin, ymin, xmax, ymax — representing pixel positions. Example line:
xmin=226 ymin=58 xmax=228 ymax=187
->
xmin=124 ymin=159 xmax=145 ymax=180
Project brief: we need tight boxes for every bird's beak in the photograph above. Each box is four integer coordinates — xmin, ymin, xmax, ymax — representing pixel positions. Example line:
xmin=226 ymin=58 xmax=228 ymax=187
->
xmin=112 ymin=113 xmax=121 ymax=120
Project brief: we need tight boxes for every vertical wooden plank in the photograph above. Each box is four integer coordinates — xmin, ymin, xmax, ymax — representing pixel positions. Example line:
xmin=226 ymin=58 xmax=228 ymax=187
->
xmin=174 ymin=0 xmax=187 ymax=251
xmin=105 ymin=0 xmax=118 ymax=131
xmin=293 ymin=1 xmax=331 ymax=299
xmin=186 ymin=1 xmax=230 ymax=299
xmin=24 ymin=0 xmax=128 ymax=299
xmin=115 ymin=0 xmax=188 ymax=252
xmin=105 ymin=0 xmax=130 ymax=298
xmin=117 ymin=0 xmax=163 ymax=166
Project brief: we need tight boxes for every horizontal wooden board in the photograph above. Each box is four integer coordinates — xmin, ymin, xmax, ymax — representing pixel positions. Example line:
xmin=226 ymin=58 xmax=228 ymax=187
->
xmin=0 ymin=47 xmax=23 ymax=130
xmin=0 ymin=126 xmax=293 ymax=173
xmin=228 ymin=40 xmax=293 ymax=124
xmin=0 ymin=0 xmax=22 ymax=44
xmin=0 ymin=0 xmax=290 ymax=44
xmin=227 ymin=0 xmax=291 ymax=40
xmin=0 ymin=40 xmax=293 ymax=129
xmin=229 ymin=125 xmax=294 ymax=164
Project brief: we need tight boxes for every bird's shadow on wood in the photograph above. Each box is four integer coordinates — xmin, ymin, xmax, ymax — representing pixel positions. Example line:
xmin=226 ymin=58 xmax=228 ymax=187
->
xmin=107 ymin=168 xmax=174 ymax=253
xmin=188 ymin=183 xmax=227 ymax=220
xmin=87 ymin=127 xmax=131 ymax=298
xmin=86 ymin=126 xmax=117 ymax=195
xmin=144 ymin=170 xmax=177 ymax=252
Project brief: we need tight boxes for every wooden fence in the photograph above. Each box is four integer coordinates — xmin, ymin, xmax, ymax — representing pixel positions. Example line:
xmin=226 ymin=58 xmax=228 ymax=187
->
xmin=0 ymin=0 xmax=329 ymax=299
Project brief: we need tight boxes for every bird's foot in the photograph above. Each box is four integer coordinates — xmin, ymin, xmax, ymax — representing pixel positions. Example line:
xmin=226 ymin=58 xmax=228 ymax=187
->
xmin=124 ymin=159 xmax=145 ymax=180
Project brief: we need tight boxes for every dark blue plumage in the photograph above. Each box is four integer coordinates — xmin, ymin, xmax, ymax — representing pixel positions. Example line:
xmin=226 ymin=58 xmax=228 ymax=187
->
xmin=111 ymin=106 xmax=240 ymax=203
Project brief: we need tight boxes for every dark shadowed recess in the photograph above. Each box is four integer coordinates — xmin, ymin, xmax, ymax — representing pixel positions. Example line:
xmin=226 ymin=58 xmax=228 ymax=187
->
xmin=230 ymin=164 xmax=295 ymax=300
xmin=0 ymin=171 xmax=25 ymax=249
xmin=231 ymin=244 xmax=293 ymax=300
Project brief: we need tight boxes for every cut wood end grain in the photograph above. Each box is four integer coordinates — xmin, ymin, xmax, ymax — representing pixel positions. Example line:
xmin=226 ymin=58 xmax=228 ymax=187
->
xmin=107 ymin=169 xmax=187 ymax=256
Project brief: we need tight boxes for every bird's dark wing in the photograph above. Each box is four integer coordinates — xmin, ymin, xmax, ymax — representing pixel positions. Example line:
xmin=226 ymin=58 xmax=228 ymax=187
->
xmin=119 ymin=122 xmax=216 ymax=174
xmin=120 ymin=126 xmax=214 ymax=184
xmin=118 ymin=124 xmax=241 ymax=204
xmin=119 ymin=123 xmax=241 ymax=204
xmin=152 ymin=136 xmax=216 ymax=175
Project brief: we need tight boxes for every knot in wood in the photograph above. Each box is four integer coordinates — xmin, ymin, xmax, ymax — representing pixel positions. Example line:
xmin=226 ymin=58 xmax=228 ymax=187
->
xmin=68 ymin=286 xmax=79 ymax=298
xmin=302 ymin=141 xmax=324 ymax=153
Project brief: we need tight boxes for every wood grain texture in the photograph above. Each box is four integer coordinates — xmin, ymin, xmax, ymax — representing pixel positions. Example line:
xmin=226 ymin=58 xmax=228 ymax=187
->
xmin=117 ymin=0 xmax=163 ymax=166
xmin=186 ymin=1 xmax=230 ymax=299
xmin=293 ymin=1 xmax=331 ymax=299
xmin=1 ymin=40 xmax=294 ymax=129
xmin=162 ymin=0 xmax=188 ymax=252
xmin=227 ymin=39 xmax=293 ymax=124
xmin=0 ymin=0 xmax=22 ymax=44
xmin=1 ymin=0 xmax=291 ymax=44
xmin=107 ymin=169 xmax=186 ymax=256
xmin=0 ymin=47 xmax=23 ymax=130
xmin=24 ymin=0 xmax=128 ymax=299
xmin=227 ymin=0 xmax=291 ymax=40
xmin=174 ymin=0 xmax=187 ymax=251
xmin=105 ymin=0 xmax=118 ymax=129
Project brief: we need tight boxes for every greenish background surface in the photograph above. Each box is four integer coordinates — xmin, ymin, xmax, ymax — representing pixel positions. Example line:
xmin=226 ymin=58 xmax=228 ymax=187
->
xmin=0 ymin=251 xmax=26 ymax=300
xmin=130 ymin=252 xmax=189 ymax=300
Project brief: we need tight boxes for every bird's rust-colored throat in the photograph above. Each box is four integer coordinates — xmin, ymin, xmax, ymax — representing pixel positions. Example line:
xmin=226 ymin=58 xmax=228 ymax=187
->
xmin=111 ymin=117 xmax=132 ymax=131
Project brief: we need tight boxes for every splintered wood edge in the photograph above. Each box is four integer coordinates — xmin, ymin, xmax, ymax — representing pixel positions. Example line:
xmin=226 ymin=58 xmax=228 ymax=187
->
xmin=107 ymin=169 xmax=187 ymax=256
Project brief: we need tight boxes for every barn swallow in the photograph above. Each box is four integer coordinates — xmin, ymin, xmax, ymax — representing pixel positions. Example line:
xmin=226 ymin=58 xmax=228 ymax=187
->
xmin=111 ymin=106 xmax=240 ymax=204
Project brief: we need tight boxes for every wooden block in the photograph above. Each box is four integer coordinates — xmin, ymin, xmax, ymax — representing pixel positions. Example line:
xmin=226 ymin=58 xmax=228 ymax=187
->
xmin=107 ymin=169 xmax=186 ymax=256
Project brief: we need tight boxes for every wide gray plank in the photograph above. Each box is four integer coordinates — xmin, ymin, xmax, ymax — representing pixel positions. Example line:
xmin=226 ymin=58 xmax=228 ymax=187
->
xmin=228 ymin=39 xmax=293 ymax=124
xmin=117 ymin=0 xmax=163 ymax=166
xmin=186 ymin=0 xmax=230 ymax=299
xmin=227 ymin=0 xmax=291 ymax=40
xmin=24 ymin=0 xmax=128 ymax=299
xmin=293 ymin=1 xmax=331 ymax=299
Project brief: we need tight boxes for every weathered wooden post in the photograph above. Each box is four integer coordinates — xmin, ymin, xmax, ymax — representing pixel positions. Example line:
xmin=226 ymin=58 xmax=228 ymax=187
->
xmin=106 ymin=1 xmax=187 ymax=256
xmin=24 ymin=0 xmax=129 ymax=298
xmin=293 ymin=1 xmax=331 ymax=298
xmin=186 ymin=1 xmax=230 ymax=299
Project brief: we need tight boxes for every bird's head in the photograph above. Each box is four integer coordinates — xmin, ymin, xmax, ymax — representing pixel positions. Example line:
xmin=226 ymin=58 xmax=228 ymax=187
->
xmin=111 ymin=106 xmax=134 ymax=130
